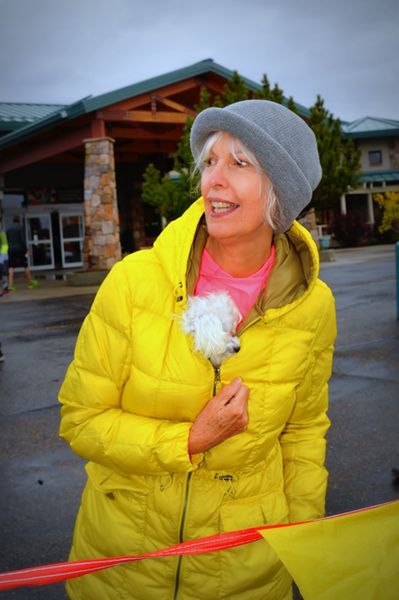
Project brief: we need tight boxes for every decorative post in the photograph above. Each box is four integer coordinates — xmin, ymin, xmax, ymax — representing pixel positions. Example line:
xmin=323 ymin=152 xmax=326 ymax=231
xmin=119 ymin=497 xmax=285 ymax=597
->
xmin=366 ymin=192 xmax=375 ymax=225
xmin=83 ymin=137 xmax=121 ymax=270
xmin=340 ymin=194 xmax=347 ymax=215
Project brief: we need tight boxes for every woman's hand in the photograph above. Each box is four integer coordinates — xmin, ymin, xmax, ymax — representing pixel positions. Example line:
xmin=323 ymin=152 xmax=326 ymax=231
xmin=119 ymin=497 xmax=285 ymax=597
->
xmin=188 ymin=377 xmax=249 ymax=455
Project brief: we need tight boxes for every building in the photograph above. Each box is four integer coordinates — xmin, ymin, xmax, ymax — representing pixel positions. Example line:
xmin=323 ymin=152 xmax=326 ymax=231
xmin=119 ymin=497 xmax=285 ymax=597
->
xmin=341 ymin=117 xmax=399 ymax=228
xmin=0 ymin=59 xmax=397 ymax=273
xmin=0 ymin=59 xmax=312 ymax=272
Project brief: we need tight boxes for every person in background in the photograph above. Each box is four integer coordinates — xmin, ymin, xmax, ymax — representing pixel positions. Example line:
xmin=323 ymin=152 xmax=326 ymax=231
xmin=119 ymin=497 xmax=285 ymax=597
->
xmin=0 ymin=222 xmax=9 ymax=296
xmin=7 ymin=216 xmax=38 ymax=290
xmin=59 ymin=100 xmax=336 ymax=600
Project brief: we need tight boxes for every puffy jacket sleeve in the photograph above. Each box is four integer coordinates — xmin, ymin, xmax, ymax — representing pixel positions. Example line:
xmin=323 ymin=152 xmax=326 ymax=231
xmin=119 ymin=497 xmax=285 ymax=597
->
xmin=59 ymin=260 xmax=200 ymax=475
xmin=280 ymin=287 xmax=336 ymax=522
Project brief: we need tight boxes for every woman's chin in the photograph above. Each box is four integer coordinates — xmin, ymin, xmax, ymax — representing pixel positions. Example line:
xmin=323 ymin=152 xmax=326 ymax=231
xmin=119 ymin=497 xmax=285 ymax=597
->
xmin=205 ymin=221 xmax=238 ymax=242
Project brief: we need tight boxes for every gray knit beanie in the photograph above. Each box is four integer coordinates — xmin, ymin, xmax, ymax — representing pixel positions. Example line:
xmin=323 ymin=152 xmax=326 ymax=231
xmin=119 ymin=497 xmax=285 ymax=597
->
xmin=190 ymin=99 xmax=322 ymax=234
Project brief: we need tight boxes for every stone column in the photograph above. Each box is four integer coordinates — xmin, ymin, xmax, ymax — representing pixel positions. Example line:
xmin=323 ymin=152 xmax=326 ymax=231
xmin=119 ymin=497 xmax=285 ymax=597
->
xmin=83 ymin=137 xmax=121 ymax=270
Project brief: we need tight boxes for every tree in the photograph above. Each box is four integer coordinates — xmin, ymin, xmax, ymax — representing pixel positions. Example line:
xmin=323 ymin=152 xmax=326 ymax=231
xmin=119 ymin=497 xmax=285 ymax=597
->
xmin=142 ymin=76 xmax=361 ymax=225
xmin=220 ymin=70 xmax=250 ymax=105
xmin=308 ymin=95 xmax=361 ymax=212
xmin=255 ymin=74 xmax=271 ymax=100
xmin=141 ymin=74 xmax=251 ymax=223
xmin=254 ymin=75 xmax=296 ymax=110
xmin=141 ymin=87 xmax=213 ymax=222
xmin=286 ymin=96 xmax=298 ymax=114
xmin=141 ymin=164 xmax=193 ymax=223
xmin=374 ymin=191 xmax=399 ymax=237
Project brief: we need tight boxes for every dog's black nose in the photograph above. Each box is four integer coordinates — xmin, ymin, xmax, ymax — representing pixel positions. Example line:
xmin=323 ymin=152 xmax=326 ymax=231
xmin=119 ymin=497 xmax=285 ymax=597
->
xmin=233 ymin=344 xmax=240 ymax=353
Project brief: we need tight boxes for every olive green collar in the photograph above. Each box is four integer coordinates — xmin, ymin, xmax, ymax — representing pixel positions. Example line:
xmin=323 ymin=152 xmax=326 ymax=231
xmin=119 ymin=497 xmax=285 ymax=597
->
xmin=185 ymin=217 xmax=315 ymax=328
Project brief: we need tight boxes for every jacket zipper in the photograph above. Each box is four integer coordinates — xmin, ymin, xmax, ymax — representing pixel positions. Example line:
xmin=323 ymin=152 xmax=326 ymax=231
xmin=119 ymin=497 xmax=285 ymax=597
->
xmin=172 ymin=365 xmax=220 ymax=600
xmin=213 ymin=365 xmax=221 ymax=395
xmin=173 ymin=471 xmax=192 ymax=600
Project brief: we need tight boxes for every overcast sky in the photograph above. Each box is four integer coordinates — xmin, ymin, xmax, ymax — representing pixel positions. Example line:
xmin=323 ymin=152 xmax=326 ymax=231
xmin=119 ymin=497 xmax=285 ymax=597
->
xmin=0 ymin=0 xmax=398 ymax=123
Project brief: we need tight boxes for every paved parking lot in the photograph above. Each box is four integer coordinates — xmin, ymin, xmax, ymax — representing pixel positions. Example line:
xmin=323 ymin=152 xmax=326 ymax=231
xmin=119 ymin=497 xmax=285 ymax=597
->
xmin=0 ymin=243 xmax=398 ymax=599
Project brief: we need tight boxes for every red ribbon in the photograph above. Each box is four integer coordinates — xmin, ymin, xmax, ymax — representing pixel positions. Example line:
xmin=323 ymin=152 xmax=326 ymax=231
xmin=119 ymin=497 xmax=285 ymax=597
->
xmin=0 ymin=523 xmax=298 ymax=591
xmin=0 ymin=501 xmax=395 ymax=591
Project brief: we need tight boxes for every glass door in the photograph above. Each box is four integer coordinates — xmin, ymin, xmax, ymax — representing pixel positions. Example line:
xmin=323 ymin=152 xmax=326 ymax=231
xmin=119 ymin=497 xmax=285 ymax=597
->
xmin=26 ymin=214 xmax=54 ymax=270
xmin=59 ymin=213 xmax=84 ymax=268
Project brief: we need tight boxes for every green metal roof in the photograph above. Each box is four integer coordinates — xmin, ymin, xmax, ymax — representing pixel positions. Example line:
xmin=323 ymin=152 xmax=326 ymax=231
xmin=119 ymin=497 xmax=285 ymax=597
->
xmin=0 ymin=95 xmax=92 ymax=149
xmin=80 ymin=58 xmax=310 ymax=116
xmin=0 ymin=59 xmax=310 ymax=151
xmin=360 ymin=170 xmax=399 ymax=183
xmin=343 ymin=117 xmax=399 ymax=139
xmin=0 ymin=102 xmax=65 ymax=132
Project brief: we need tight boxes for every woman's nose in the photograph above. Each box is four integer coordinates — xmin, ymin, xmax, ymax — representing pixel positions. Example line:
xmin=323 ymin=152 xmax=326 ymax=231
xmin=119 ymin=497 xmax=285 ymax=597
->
xmin=208 ymin=161 xmax=229 ymax=188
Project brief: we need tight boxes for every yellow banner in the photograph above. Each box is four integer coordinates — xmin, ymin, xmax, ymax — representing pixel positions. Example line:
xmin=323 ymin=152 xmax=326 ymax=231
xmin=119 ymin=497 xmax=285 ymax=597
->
xmin=258 ymin=501 xmax=399 ymax=600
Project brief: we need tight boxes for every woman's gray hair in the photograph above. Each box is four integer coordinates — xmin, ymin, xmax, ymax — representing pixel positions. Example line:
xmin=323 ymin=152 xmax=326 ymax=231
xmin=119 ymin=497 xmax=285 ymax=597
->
xmin=193 ymin=131 xmax=283 ymax=232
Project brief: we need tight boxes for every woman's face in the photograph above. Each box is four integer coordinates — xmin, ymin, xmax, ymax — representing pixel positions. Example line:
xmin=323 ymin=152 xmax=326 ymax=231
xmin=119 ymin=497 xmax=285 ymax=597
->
xmin=200 ymin=132 xmax=272 ymax=246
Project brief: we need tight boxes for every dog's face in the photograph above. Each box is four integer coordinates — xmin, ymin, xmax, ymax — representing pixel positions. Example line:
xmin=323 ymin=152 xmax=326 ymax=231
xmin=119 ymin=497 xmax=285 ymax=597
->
xmin=181 ymin=292 xmax=242 ymax=367
xmin=212 ymin=334 xmax=240 ymax=367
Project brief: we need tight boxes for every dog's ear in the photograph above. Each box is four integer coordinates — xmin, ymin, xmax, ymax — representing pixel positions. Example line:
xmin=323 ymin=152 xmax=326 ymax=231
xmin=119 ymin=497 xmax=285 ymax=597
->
xmin=181 ymin=297 xmax=198 ymax=334
xmin=233 ymin=308 xmax=242 ymax=329
xmin=181 ymin=314 xmax=195 ymax=334
xmin=228 ymin=301 xmax=242 ymax=330
xmin=194 ymin=313 xmax=226 ymax=357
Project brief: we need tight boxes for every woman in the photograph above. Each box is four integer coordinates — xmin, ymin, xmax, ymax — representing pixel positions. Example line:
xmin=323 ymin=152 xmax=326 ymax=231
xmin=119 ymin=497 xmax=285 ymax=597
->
xmin=59 ymin=99 xmax=336 ymax=600
xmin=0 ymin=223 xmax=9 ymax=296
xmin=7 ymin=216 xmax=38 ymax=291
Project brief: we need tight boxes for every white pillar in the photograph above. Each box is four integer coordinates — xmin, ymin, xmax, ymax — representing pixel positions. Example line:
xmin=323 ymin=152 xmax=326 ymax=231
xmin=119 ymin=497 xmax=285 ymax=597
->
xmin=340 ymin=194 xmax=347 ymax=215
xmin=367 ymin=193 xmax=375 ymax=224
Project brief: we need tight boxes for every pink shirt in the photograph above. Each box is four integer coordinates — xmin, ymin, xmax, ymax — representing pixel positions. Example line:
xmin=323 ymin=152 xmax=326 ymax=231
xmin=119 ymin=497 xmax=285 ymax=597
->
xmin=194 ymin=245 xmax=276 ymax=323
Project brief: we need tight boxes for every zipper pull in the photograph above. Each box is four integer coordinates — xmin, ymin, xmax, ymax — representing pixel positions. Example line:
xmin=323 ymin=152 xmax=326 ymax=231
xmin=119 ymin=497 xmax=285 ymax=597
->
xmin=213 ymin=366 xmax=221 ymax=396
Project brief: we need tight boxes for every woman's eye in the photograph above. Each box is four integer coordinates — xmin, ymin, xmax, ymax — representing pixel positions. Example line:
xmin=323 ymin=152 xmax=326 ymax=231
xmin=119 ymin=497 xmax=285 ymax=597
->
xmin=204 ymin=158 xmax=215 ymax=167
xmin=235 ymin=159 xmax=248 ymax=167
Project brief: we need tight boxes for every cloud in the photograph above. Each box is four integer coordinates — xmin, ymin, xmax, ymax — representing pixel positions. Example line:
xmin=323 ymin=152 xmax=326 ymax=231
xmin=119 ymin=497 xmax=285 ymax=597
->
xmin=0 ymin=0 xmax=397 ymax=121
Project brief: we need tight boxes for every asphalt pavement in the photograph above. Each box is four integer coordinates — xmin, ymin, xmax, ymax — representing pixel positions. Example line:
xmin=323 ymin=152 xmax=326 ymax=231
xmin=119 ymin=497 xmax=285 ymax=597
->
xmin=0 ymin=243 xmax=398 ymax=600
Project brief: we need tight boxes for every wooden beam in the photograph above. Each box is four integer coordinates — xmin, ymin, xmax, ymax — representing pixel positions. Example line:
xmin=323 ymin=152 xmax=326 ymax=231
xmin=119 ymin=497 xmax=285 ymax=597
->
xmin=115 ymin=140 xmax=176 ymax=154
xmin=0 ymin=125 xmax=92 ymax=173
xmin=46 ymin=153 xmax=83 ymax=164
xmin=202 ymin=80 xmax=226 ymax=95
xmin=152 ymin=94 xmax=196 ymax=116
xmin=154 ymin=78 xmax=203 ymax=100
xmin=91 ymin=118 xmax=106 ymax=138
xmin=106 ymin=78 xmax=200 ymax=112
xmin=97 ymin=110 xmax=188 ymax=124
xmin=108 ymin=126 xmax=182 ymax=140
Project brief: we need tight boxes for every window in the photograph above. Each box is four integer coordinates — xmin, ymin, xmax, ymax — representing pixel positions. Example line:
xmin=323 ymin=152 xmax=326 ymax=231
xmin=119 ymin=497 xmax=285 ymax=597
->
xmin=368 ymin=150 xmax=382 ymax=166
xmin=2 ymin=193 xmax=25 ymax=208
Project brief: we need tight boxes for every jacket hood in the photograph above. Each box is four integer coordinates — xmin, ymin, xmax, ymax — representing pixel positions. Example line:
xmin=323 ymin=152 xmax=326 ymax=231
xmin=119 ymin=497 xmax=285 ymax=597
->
xmin=152 ymin=197 xmax=320 ymax=320
xmin=153 ymin=198 xmax=205 ymax=300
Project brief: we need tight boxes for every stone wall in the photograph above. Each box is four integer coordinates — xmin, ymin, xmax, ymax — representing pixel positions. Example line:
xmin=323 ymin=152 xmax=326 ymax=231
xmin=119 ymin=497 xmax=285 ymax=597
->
xmin=83 ymin=137 xmax=121 ymax=270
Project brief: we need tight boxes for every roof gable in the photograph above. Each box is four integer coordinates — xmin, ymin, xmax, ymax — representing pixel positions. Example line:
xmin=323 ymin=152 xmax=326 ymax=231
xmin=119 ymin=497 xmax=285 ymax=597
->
xmin=0 ymin=59 xmax=310 ymax=150
xmin=343 ymin=116 xmax=399 ymax=138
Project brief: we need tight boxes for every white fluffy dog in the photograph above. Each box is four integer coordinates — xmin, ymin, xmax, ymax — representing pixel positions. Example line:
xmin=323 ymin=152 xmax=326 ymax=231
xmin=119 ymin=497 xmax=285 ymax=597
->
xmin=181 ymin=292 xmax=242 ymax=367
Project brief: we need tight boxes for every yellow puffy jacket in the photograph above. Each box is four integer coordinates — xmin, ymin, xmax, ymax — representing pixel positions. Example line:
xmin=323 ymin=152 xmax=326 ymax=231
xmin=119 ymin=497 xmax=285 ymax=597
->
xmin=59 ymin=198 xmax=336 ymax=600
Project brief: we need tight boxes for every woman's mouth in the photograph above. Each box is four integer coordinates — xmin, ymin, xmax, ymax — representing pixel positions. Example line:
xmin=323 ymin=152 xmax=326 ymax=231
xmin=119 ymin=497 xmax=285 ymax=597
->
xmin=210 ymin=201 xmax=239 ymax=215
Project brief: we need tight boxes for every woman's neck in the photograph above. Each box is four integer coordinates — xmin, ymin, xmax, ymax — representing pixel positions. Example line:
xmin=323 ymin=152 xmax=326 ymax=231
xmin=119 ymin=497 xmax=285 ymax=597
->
xmin=206 ymin=233 xmax=273 ymax=277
